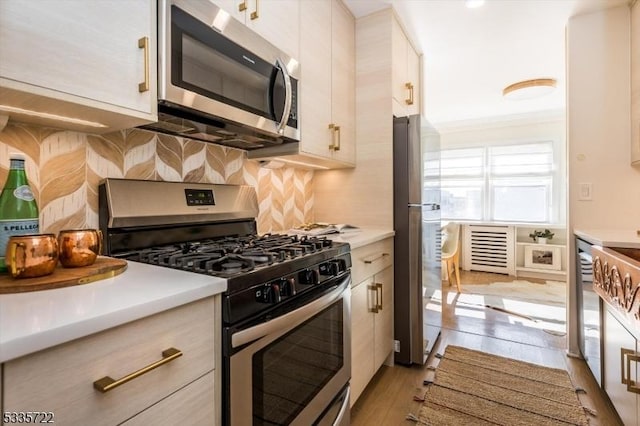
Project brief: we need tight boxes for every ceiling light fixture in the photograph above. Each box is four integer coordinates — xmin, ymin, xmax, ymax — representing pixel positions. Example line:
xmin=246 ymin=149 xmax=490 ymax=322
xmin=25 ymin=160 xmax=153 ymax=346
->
xmin=465 ymin=0 xmax=485 ymax=8
xmin=502 ymin=78 xmax=557 ymax=100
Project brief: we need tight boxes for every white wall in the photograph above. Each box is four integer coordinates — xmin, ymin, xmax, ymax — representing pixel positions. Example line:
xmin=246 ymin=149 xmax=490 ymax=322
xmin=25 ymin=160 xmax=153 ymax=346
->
xmin=568 ymin=6 xmax=637 ymax=230
xmin=567 ymin=5 xmax=634 ymax=355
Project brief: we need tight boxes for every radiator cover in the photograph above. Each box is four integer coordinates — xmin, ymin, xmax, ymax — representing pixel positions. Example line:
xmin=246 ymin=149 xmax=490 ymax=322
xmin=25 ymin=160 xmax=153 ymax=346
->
xmin=462 ymin=225 xmax=515 ymax=275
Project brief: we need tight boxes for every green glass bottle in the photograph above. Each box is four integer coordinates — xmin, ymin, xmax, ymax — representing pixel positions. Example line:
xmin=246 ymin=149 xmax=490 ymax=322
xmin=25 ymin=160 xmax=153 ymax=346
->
xmin=0 ymin=153 xmax=39 ymax=272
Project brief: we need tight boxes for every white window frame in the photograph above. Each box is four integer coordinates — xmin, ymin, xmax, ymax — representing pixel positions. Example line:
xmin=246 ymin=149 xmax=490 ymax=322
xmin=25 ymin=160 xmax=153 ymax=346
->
xmin=432 ymin=140 xmax=561 ymax=224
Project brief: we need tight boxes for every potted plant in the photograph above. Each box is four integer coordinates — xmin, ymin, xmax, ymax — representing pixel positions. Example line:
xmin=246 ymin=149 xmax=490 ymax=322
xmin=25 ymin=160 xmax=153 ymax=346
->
xmin=529 ymin=229 xmax=554 ymax=244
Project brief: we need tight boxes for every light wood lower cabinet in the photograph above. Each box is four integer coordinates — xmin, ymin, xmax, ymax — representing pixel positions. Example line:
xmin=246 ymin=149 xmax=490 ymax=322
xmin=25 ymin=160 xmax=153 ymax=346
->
xmin=604 ymin=307 xmax=640 ymax=426
xmin=350 ymin=277 xmax=376 ymax=405
xmin=1 ymin=297 xmax=219 ymax=426
xmin=122 ymin=372 xmax=215 ymax=426
xmin=350 ymin=237 xmax=394 ymax=406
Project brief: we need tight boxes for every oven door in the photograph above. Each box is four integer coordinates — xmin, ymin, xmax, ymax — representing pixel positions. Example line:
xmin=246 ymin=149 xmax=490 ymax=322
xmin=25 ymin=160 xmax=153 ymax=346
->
xmin=159 ymin=0 xmax=299 ymax=140
xmin=228 ymin=274 xmax=351 ymax=426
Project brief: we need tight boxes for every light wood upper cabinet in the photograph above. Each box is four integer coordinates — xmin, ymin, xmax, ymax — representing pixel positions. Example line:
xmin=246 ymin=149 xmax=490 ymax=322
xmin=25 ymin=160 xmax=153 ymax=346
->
xmin=299 ymin=0 xmax=332 ymax=160
xmin=0 ymin=0 xmax=157 ymax=133
xmin=214 ymin=0 xmax=299 ymax=60
xmin=631 ymin=0 xmax=640 ymax=166
xmin=392 ymin=15 xmax=421 ymax=118
xmin=245 ymin=0 xmax=355 ymax=169
xmin=298 ymin=0 xmax=356 ymax=167
xmin=329 ymin=0 xmax=356 ymax=165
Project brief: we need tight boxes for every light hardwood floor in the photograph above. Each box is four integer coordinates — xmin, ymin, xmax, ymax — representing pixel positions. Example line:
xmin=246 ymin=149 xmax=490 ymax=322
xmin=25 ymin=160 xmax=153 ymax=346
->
xmin=350 ymin=271 xmax=623 ymax=426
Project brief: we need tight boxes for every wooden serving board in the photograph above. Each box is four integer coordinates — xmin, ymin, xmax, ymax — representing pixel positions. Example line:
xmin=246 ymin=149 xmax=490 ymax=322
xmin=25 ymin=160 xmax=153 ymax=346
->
xmin=0 ymin=256 xmax=128 ymax=294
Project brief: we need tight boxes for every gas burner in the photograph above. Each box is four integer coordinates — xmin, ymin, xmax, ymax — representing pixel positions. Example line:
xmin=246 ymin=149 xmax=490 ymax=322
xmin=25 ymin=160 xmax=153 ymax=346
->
xmin=221 ymin=261 xmax=243 ymax=274
xmin=239 ymin=249 xmax=280 ymax=265
xmin=204 ymin=255 xmax=255 ymax=277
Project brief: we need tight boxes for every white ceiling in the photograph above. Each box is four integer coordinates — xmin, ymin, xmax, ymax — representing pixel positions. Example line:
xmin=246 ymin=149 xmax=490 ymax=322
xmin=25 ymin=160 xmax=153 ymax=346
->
xmin=343 ymin=0 xmax=629 ymax=127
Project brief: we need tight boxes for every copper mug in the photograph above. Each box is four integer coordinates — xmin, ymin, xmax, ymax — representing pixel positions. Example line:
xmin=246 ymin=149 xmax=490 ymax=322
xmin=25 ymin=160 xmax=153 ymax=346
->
xmin=58 ymin=229 xmax=102 ymax=268
xmin=6 ymin=234 xmax=59 ymax=278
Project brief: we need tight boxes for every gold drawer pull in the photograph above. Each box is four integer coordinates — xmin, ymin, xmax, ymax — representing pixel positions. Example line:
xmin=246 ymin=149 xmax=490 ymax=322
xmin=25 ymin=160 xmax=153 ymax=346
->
xmin=93 ymin=347 xmax=182 ymax=393
xmin=363 ymin=253 xmax=390 ymax=265
xmin=376 ymin=283 xmax=383 ymax=310
xmin=238 ymin=1 xmax=247 ymax=11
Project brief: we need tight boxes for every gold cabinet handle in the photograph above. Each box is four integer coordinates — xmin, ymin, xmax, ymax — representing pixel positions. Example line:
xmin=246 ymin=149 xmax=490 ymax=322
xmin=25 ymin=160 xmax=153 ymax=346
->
xmin=251 ymin=0 xmax=259 ymax=19
xmin=138 ymin=37 xmax=150 ymax=93
xmin=368 ymin=285 xmax=379 ymax=313
xmin=93 ymin=347 xmax=182 ymax=393
xmin=238 ymin=1 xmax=247 ymax=11
xmin=328 ymin=123 xmax=336 ymax=150
xmin=328 ymin=124 xmax=341 ymax=151
xmin=376 ymin=283 xmax=383 ymax=310
xmin=405 ymin=82 xmax=414 ymax=105
xmin=363 ymin=253 xmax=390 ymax=265
xmin=622 ymin=348 xmax=640 ymax=394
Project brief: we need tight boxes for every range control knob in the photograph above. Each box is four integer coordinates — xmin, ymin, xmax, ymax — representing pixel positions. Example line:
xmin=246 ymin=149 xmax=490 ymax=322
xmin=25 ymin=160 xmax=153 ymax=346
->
xmin=299 ymin=269 xmax=319 ymax=285
xmin=256 ymin=282 xmax=281 ymax=304
xmin=320 ymin=261 xmax=339 ymax=276
xmin=279 ymin=277 xmax=296 ymax=297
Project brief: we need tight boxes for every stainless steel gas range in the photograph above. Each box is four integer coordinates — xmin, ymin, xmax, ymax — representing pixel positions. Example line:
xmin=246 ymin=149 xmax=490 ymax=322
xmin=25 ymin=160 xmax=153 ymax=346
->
xmin=99 ymin=178 xmax=351 ymax=426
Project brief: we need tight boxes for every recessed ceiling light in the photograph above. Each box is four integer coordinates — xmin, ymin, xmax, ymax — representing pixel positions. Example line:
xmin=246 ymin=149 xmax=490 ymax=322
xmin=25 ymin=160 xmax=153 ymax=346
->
xmin=503 ymin=78 xmax=557 ymax=100
xmin=465 ymin=0 xmax=485 ymax=8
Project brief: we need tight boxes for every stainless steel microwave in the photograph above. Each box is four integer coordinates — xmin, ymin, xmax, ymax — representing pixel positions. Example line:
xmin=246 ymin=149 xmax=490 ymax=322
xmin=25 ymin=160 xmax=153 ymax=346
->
xmin=144 ymin=0 xmax=300 ymax=152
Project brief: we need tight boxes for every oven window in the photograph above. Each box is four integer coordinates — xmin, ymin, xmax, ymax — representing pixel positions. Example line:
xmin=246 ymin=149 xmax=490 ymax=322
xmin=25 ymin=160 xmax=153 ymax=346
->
xmin=252 ymin=300 xmax=344 ymax=425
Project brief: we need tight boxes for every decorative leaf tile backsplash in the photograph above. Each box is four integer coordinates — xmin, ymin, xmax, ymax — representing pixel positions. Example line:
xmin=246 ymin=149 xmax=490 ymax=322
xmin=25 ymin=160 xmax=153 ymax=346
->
xmin=0 ymin=123 xmax=314 ymax=235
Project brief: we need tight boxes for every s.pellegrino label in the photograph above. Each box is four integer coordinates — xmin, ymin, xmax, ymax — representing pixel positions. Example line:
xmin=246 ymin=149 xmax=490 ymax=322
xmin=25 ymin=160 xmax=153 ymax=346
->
xmin=0 ymin=219 xmax=39 ymax=271
xmin=0 ymin=155 xmax=40 ymax=272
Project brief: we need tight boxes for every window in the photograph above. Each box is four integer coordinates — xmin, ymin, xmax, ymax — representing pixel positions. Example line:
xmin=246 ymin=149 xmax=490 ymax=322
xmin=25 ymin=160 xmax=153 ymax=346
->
xmin=431 ymin=141 xmax=557 ymax=223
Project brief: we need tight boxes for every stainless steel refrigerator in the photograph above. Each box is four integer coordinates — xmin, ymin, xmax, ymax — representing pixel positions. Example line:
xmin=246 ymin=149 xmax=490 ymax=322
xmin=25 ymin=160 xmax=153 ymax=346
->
xmin=393 ymin=115 xmax=442 ymax=365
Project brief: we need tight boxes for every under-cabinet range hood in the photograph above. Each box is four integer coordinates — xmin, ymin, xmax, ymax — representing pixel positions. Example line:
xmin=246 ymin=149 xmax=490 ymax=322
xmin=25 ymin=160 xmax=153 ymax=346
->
xmin=143 ymin=0 xmax=300 ymax=154
xmin=141 ymin=103 xmax=300 ymax=154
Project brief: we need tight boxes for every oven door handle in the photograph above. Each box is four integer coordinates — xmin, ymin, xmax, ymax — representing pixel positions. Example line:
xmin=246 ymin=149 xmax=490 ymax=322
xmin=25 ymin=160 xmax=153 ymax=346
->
xmin=232 ymin=275 xmax=350 ymax=349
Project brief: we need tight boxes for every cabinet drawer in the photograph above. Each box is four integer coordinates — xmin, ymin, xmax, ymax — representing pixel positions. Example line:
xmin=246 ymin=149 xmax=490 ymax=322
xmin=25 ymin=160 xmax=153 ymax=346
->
xmin=122 ymin=371 xmax=216 ymax=426
xmin=3 ymin=297 xmax=217 ymax=426
xmin=351 ymin=238 xmax=394 ymax=286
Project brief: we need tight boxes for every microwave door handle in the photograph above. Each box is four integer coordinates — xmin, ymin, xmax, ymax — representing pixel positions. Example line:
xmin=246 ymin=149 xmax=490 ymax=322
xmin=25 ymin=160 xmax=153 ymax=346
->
xmin=275 ymin=58 xmax=292 ymax=135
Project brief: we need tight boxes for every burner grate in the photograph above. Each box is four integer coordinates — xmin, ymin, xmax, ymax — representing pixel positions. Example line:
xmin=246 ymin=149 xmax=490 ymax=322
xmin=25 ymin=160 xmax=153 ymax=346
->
xmin=117 ymin=234 xmax=336 ymax=279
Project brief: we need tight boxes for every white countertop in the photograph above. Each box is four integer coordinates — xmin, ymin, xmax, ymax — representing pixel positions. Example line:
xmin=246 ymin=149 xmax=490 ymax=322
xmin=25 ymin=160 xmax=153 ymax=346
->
xmin=324 ymin=229 xmax=395 ymax=249
xmin=0 ymin=259 xmax=226 ymax=363
xmin=574 ymin=229 xmax=640 ymax=248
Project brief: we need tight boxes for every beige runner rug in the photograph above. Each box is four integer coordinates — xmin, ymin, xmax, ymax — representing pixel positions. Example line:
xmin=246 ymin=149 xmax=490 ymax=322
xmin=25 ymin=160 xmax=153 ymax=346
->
xmin=416 ymin=346 xmax=589 ymax=426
